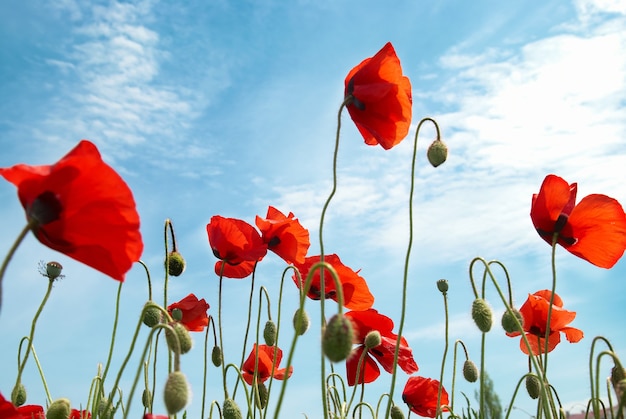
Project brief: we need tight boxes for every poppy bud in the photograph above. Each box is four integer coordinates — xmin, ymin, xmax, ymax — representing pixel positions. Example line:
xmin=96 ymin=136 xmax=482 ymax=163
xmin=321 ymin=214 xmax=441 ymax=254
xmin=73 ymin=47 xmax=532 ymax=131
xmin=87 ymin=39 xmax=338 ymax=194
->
xmin=263 ymin=320 xmax=277 ymax=346
xmin=463 ymin=360 xmax=479 ymax=382
xmin=142 ymin=389 xmax=152 ymax=409
xmin=293 ymin=308 xmax=310 ymax=336
xmin=171 ymin=308 xmax=183 ymax=322
xmin=46 ymin=398 xmax=71 ymax=419
xmin=611 ymin=365 xmax=626 ymax=388
xmin=427 ymin=139 xmax=448 ymax=168
xmin=322 ymin=314 xmax=354 ymax=362
xmin=46 ymin=261 xmax=63 ymax=280
xmin=364 ymin=330 xmax=382 ymax=349
xmin=98 ymin=398 xmax=114 ymax=419
xmin=165 ymin=251 xmax=186 ymax=277
xmin=163 ymin=371 xmax=189 ymax=414
xmin=436 ymin=279 xmax=449 ymax=293
xmin=501 ymin=308 xmax=524 ymax=334
xmin=525 ymin=374 xmax=541 ymax=400
xmin=211 ymin=345 xmax=222 ymax=367
xmin=390 ymin=405 xmax=406 ymax=419
xmin=165 ymin=322 xmax=193 ymax=354
xmin=142 ymin=303 xmax=162 ymax=328
xmin=253 ymin=382 xmax=268 ymax=410
xmin=11 ymin=383 xmax=26 ymax=406
xmin=471 ymin=298 xmax=493 ymax=333
xmin=223 ymin=398 xmax=243 ymax=419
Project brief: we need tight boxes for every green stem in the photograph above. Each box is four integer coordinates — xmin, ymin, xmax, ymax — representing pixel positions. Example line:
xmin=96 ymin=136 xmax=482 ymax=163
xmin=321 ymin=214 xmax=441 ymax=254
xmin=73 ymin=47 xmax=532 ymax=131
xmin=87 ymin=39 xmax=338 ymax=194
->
xmin=30 ymin=345 xmax=52 ymax=404
xmin=0 ymin=221 xmax=35 ymax=314
xmin=437 ymin=288 xmax=450 ymax=419
xmin=101 ymin=281 xmax=124 ymax=385
xmin=233 ymin=262 xmax=258 ymax=399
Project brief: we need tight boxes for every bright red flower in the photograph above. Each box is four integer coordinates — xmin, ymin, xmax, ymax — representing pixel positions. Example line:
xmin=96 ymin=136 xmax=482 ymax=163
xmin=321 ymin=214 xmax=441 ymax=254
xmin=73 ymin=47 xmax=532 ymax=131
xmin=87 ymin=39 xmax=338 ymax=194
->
xmin=0 ymin=140 xmax=143 ymax=281
xmin=167 ymin=293 xmax=210 ymax=332
xmin=69 ymin=409 xmax=91 ymax=419
xmin=215 ymin=259 xmax=256 ymax=279
xmin=344 ymin=42 xmax=412 ymax=150
xmin=293 ymin=254 xmax=374 ymax=310
xmin=531 ymin=174 xmax=626 ymax=268
xmin=507 ymin=290 xmax=584 ymax=355
xmin=207 ymin=215 xmax=267 ymax=278
xmin=402 ymin=376 xmax=449 ymax=418
xmin=241 ymin=344 xmax=293 ymax=385
xmin=143 ymin=415 xmax=168 ymax=419
xmin=0 ymin=393 xmax=45 ymax=419
xmin=255 ymin=206 xmax=310 ymax=265
xmin=345 ymin=309 xmax=418 ymax=386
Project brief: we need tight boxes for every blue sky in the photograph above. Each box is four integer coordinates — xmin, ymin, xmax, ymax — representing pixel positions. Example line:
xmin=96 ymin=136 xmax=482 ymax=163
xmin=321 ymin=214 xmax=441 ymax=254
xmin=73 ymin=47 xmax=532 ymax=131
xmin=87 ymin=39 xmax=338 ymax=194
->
xmin=1 ymin=0 xmax=626 ymax=418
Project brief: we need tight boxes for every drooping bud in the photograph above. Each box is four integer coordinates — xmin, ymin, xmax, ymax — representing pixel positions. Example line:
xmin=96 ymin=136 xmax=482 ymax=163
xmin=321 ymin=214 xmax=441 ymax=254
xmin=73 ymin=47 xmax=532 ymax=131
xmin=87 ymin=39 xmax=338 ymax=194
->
xmin=165 ymin=251 xmax=186 ymax=277
xmin=390 ymin=405 xmax=406 ymax=419
xmin=364 ymin=330 xmax=382 ymax=349
xmin=223 ymin=398 xmax=243 ymax=419
xmin=165 ymin=322 xmax=193 ymax=354
xmin=501 ymin=308 xmax=524 ymax=334
xmin=142 ymin=389 xmax=152 ymax=409
xmin=611 ymin=365 xmax=626 ymax=388
xmin=163 ymin=371 xmax=189 ymax=415
xmin=11 ymin=383 xmax=26 ymax=406
xmin=436 ymin=279 xmax=449 ymax=294
xmin=142 ymin=303 xmax=162 ymax=328
xmin=427 ymin=138 xmax=448 ymax=168
xmin=263 ymin=320 xmax=277 ymax=346
xmin=525 ymin=374 xmax=541 ymax=399
xmin=46 ymin=398 xmax=71 ymax=419
xmin=293 ymin=308 xmax=310 ymax=336
xmin=471 ymin=298 xmax=493 ymax=333
xmin=462 ymin=360 xmax=479 ymax=383
xmin=171 ymin=308 xmax=183 ymax=322
xmin=322 ymin=314 xmax=354 ymax=362
xmin=211 ymin=345 xmax=223 ymax=367
xmin=253 ymin=382 xmax=268 ymax=410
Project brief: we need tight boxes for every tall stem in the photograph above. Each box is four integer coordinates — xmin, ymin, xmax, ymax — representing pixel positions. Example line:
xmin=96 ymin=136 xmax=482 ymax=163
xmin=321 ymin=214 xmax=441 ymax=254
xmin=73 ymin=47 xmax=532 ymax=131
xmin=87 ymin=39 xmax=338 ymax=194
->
xmin=0 ymin=221 xmax=35 ymax=314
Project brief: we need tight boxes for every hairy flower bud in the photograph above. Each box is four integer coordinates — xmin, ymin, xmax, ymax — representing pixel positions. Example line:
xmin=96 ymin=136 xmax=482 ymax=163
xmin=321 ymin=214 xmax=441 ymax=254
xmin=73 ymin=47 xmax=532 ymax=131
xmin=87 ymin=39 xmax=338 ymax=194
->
xmin=364 ymin=330 xmax=382 ymax=349
xmin=501 ymin=308 xmax=524 ymax=334
xmin=436 ymin=279 xmax=449 ymax=293
xmin=263 ymin=320 xmax=277 ymax=346
xmin=471 ymin=298 xmax=493 ymax=333
xmin=11 ymin=383 xmax=26 ymax=406
xmin=390 ymin=405 xmax=406 ymax=419
xmin=142 ymin=389 xmax=152 ymax=409
xmin=525 ymin=374 xmax=541 ymax=400
xmin=427 ymin=139 xmax=448 ymax=168
xmin=254 ymin=382 xmax=268 ymax=410
xmin=211 ymin=345 xmax=222 ymax=367
xmin=142 ymin=303 xmax=162 ymax=328
xmin=46 ymin=398 xmax=71 ymax=419
xmin=166 ymin=322 xmax=193 ymax=354
xmin=98 ymin=398 xmax=114 ymax=419
xmin=293 ymin=308 xmax=310 ymax=336
xmin=322 ymin=314 xmax=354 ymax=362
xmin=463 ymin=360 xmax=479 ymax=382
xmin=163 ymin=371 xmax=189 ymax=415
xmin=223 ymin=398 xmax=243 ymax=419
xmin=171 ymin=308 xmax=183 ymax=322
xmin=165 ymin=251 xmax=186 ymax=277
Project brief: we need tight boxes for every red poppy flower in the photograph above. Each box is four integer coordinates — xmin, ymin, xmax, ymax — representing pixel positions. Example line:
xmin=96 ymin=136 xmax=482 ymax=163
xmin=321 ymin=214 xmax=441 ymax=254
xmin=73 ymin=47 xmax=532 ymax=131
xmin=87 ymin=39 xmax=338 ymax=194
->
xmin=143 ymin=415 xmax=168 ymax=419
xmin=255 ymin=206 xmax=310 ymax=265
xmin=69 ymin=409 xmax=91 ymax=419
xmin=215 ymin=259 xmax=257 ymax=279
xmin=402 ymin=376 xmax=449 ymax=418
xmin=241 ymin=344 xmax=293 ymax=385
xmin=167 ymin=293 xmax=210 ymax=332
xmin=207 ymin=215 xmax=267 ymax=278
xmin=507 ymin=290 xmax=584 ymax=355
xmin=293 ymin=254 xmax=374 ymax=310
xmin=531 ymin=174 xmax=626 ymax=268
xmin=0 ymin=393 xmax=45 ymax=419
xmin=0 ymin=140 xmax=143 ymax=281
xmin=345 ymin=309 xmax=418 ymax=386
xmin=344 ymin=42 xmax=412 ymax=150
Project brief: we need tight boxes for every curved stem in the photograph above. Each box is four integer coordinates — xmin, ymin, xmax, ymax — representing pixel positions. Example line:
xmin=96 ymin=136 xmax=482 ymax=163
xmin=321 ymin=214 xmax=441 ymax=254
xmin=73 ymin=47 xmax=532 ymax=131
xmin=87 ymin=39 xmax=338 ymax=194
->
xmin=0 ymin=221 xmax=35 ymax=314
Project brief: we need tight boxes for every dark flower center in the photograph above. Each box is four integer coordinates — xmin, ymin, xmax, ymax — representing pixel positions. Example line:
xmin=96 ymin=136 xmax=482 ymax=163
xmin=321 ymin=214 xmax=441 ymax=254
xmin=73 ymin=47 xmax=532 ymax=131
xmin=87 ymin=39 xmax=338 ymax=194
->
xmin=268 ymin=236 xmax=281 ymax=248
xmin=27 ymin=191 xmax=62 ymax=225
xmin=346 ymin=78 xmax=366 ymax=110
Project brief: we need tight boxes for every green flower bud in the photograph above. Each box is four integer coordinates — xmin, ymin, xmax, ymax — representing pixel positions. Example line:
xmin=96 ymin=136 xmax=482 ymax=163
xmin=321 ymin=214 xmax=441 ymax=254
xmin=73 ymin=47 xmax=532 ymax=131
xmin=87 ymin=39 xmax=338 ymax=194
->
xmin=322 ymin=314 xmax=354 ymax=362
xmin=142 ymin=303 xmax=162 ymax=328
xmin=436 ymin=279 xmax=449 ymax=293
xmin=462 ymin=360 xmax=479 ymax=383
xmin=254 ymin=382 xmax=268 ymax=410
xmin=611 ymin=365 xmax=626 ymax=387
xmin=293 ymin=308 xmax=310 ymax=336
xmin=427 ymin=139 xmax=448 ymax=168
xmin=211 ymin=345 xmax=222 ymax=367
xmin=46 ymin=398 xmax=71 ymax=419
xmin=11 ymin=383 xmax=26 ymax=406
xmin=166 ymin=322 xmax=193 ymax=354
xmin=166 ymin=251 xmax=186 ymax=277
xmin=501 ymin=308 xmax=524 ymax=334
xmin=163 ymin=371 xmax=189 ymax=415
xmin=98 ymin=398 xmax=114 ymax=419
xmin=223 ymin=398 xmax=243 ymax=419
xmin=525 ymin=374 xmax=541 ymax=400
xmin=471 ymin=298 xmax=493 ymax=333
xmin=263 ymin=320 xmax=277 ymax=346
xmin=390 ymin=405 xmax=406 ymax=419
xmin=364 ymin=330 xmax=381 ymax=349
xmin=171 ymin=308 xmax=183 ymax=322
xmin=142 ymin=389 xmax=152 ymax=409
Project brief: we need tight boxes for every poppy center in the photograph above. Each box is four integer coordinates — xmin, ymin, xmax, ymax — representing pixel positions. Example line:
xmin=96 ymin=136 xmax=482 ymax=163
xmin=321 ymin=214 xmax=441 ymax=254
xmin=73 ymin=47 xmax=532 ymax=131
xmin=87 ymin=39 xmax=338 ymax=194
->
xmin=346 ymin=78 xmax=366 ymax=110
xmin=268 ymin=236 xmax=281 ymax=248
xmin=27 ymin=191 xmax=62 ymax=225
